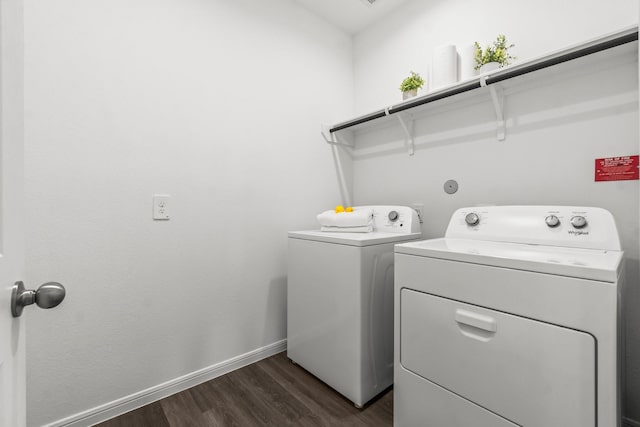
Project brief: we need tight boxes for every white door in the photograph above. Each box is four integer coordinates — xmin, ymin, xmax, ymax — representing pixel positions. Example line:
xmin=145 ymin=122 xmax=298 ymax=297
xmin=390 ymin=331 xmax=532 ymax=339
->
xmin=0 ymin=0 xmax=26 ymax=426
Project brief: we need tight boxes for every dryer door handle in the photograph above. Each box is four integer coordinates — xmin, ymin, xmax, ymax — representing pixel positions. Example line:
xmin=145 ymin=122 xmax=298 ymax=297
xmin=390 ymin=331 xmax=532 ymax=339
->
xmin=455 ymin=309 xmax=497 ymax=333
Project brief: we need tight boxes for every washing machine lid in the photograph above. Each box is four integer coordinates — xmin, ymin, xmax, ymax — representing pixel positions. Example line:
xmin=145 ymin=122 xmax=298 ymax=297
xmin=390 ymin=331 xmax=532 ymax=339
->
xmin=395 ymin=238 xmax=623 ymax=282
xmin=289 ymin=230 xmax=422 ymax=247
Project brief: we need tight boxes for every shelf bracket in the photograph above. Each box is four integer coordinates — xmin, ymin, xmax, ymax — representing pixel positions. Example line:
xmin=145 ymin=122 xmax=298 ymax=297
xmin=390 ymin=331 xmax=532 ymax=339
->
xmin=480 ymin=76 xmax=505 ymax=141
xmin=321 ymin=124 xmax=354 ymax=148
xmin=395 ymin=113 xmax=415 ymax=156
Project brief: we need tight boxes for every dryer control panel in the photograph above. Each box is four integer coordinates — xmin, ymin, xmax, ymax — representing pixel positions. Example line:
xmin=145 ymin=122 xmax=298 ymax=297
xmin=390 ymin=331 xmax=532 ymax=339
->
xmin=445 ymin=205 xmax=621 ymax=251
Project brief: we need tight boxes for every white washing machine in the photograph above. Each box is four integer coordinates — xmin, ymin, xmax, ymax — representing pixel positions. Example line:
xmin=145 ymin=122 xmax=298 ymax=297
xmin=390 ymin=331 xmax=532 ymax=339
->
xmin=394 ymin=205 xmax=623 ymax=427
xmin=287 ymin=205 xmax=421 ymax=407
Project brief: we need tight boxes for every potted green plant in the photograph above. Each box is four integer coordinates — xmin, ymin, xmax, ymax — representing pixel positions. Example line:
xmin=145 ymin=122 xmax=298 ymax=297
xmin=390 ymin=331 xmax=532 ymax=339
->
xmin=399 ymin=71 xmax=424 ymax=100
xmin=474 ymin=35 xmax=516 ymax=73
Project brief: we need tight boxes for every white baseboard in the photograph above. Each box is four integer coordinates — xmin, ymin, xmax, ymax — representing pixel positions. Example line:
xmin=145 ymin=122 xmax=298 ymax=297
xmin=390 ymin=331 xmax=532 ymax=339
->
xmin=624 ymin=416 xmax=640 ymax=427
xmin=42 ymin=339 xmax=287 ymax=427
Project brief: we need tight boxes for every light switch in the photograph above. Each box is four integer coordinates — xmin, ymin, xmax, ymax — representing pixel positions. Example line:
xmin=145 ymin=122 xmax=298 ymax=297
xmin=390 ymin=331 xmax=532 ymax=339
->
xmin=153 ymin=195 xmax=170 ymax=220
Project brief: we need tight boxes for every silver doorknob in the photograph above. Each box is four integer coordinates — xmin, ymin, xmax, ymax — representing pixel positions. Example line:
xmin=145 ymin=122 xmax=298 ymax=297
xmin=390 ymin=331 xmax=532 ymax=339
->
xmin=11 ymin=281 xmax=66 ymax=317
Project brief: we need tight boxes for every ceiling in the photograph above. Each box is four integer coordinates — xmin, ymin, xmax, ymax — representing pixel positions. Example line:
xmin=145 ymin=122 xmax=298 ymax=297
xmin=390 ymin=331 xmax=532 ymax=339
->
xmin=293 ymin=0 xmax=410 ymax=34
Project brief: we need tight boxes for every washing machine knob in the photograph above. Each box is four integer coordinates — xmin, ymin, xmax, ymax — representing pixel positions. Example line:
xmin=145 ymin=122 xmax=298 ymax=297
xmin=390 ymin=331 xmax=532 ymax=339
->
xmin=465 ymin=212 xmax=480 ymax=226
xmin=388 ymin=210 xmax=399 ymax=222
xmin=571 ymin=216 xmax=588 ymax=229
xmin=545 ymin=215 xmax=560 ymax=228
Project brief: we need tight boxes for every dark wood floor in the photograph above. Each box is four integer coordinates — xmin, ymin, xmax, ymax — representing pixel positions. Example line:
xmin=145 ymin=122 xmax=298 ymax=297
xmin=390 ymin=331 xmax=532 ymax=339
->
xmin=96 ymin=351 xmax=393 ymax=427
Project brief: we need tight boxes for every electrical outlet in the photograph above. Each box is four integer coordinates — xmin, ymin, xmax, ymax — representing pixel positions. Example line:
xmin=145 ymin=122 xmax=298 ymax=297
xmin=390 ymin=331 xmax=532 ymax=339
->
xmin=153 ymin=195 xmax=170 ymax=220
xmin=413 ymin=203 xmax=424 ymax=224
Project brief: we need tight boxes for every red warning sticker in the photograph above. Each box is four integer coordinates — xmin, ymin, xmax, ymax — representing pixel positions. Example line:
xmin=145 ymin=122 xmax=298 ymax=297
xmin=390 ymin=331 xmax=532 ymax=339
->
xmin=595 ymin=155 xmax=639 ymax=182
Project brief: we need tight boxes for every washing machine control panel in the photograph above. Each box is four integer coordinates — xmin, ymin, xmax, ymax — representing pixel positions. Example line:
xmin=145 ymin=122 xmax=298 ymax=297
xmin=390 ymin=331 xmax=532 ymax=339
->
xmin=365 ymin=206 xmax=421 ymax=233
xmin=446 ymin=206 xmax=621 ymax=250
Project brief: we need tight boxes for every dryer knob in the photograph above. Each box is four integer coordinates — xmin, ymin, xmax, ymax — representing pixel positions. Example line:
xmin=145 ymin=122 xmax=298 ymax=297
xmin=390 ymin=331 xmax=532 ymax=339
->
xmin=571 ymin=216 xmax=588 ymax=229
xmin=388 ymin=210 xmax=399 ymax=222
xmin=465 ymin=213 xmax=480 ymax=226
xmin=545 ymin=215 xmax=560 ymax=228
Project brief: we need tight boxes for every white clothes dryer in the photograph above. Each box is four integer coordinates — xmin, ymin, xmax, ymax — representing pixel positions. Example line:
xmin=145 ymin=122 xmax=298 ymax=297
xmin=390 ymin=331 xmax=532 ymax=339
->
xmin=287 ymin=205 xmax=421 ymax=407
xmin=394 ymin=205 xmax=624 ymax=427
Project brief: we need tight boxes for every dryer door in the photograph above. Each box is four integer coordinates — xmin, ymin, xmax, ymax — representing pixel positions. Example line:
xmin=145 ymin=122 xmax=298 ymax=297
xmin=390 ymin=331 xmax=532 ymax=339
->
xmin=400 ymin=289 xmax=595 ymax=427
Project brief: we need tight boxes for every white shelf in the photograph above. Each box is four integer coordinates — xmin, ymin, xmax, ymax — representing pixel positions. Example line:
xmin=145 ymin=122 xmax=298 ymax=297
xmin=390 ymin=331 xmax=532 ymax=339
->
xmin=322 ymin=26 xmax=638 ymax=157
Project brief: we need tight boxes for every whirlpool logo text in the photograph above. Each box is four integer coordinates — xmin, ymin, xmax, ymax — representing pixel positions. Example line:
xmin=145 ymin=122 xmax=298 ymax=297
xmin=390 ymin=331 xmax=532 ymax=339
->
xmin=568 ymin=230 xmax=589 ymax=236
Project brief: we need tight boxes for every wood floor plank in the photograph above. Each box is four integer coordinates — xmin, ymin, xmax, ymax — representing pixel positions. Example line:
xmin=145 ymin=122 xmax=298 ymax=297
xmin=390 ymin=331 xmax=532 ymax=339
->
xmin=95 ymin=351 xmax=393 ymax=427
xmin=95 ymin=401 xmax=170 ymax=427
xmin=220 ymin=364 xmax=291 ymax=426
xmin=194 ymin=375 xmax=262 ymax=427
xmin=160 ymin=389 xmax=209 ymax=427
xmin=354 ymin=389 xmax=393 ymax=426
xmin=259 ymin=353 xmax=380 ymax=427
xmin=232 ymin=361 xmax=310 ymax=425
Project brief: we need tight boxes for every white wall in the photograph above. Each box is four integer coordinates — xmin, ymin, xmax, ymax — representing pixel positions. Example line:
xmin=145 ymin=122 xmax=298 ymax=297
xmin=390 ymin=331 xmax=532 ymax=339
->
xmin=354 ymin=0 xmax=638 ymax=114
xmin=23 ymin=1 xmax=353 ymax=425
xmin=351 ymin=0 xmax=640 ymax=423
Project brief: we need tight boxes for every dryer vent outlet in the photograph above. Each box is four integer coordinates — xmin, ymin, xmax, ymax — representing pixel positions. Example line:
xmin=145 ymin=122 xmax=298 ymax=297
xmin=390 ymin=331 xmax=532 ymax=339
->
xmin=444 ymin=180 xmax=459 ymax=194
